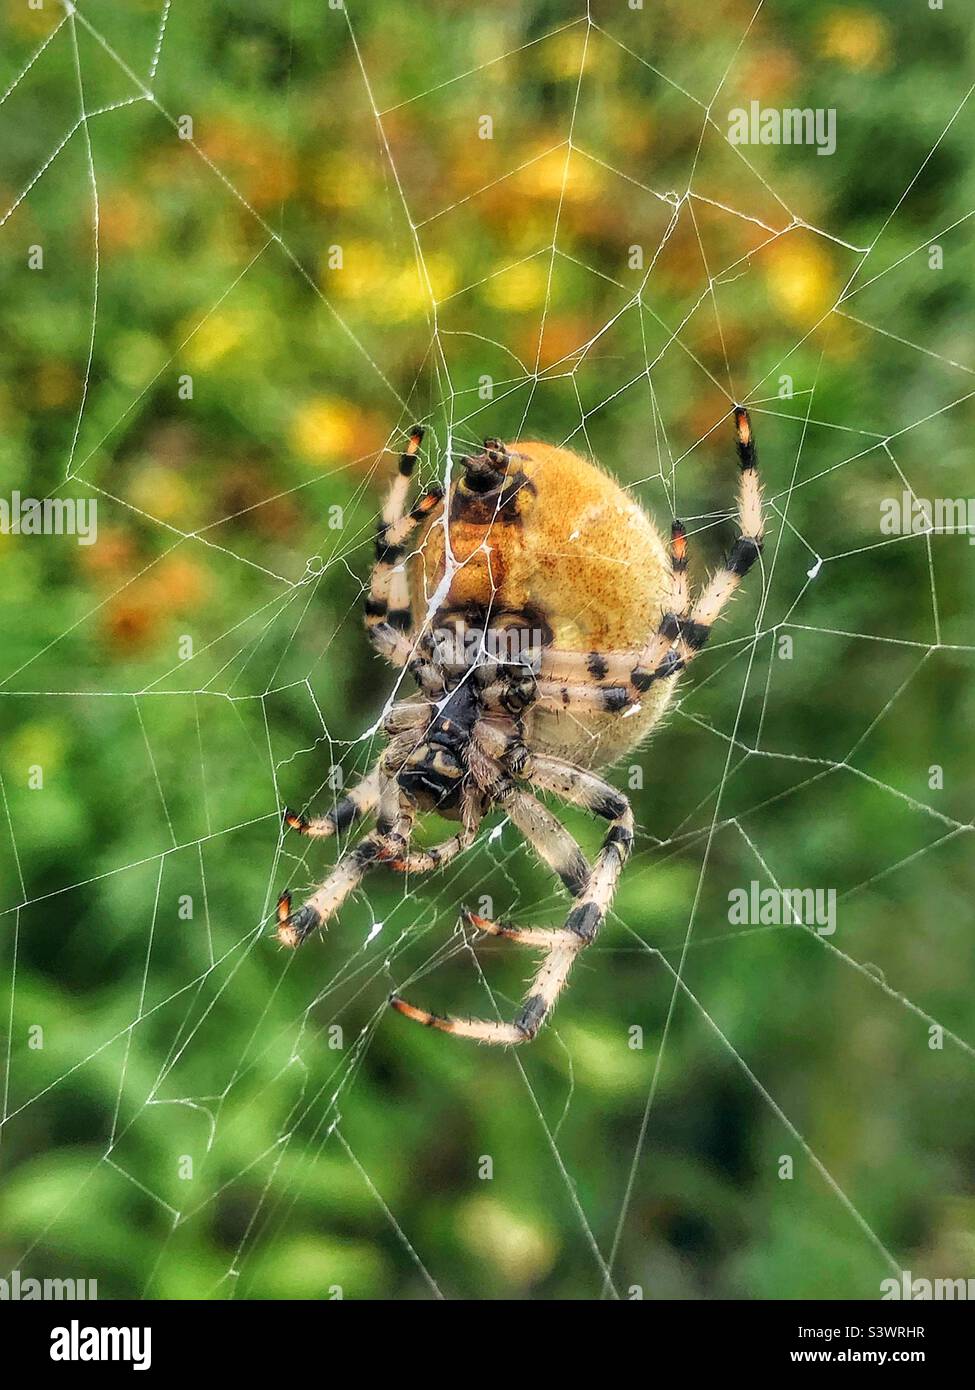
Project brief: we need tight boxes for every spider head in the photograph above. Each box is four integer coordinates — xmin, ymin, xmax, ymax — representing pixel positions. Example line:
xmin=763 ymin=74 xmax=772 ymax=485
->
xmin=457 ymin=438 xmax=514 ymax=494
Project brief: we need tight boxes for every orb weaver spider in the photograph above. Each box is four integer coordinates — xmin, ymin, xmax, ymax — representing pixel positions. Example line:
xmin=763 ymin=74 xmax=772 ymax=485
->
xmin=277 ymin=410 xmax=765 ymax=1044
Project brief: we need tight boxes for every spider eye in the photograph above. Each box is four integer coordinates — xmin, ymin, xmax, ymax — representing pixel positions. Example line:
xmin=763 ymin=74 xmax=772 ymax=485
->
xmin=458 ymin=440 xmax=511 ymax=493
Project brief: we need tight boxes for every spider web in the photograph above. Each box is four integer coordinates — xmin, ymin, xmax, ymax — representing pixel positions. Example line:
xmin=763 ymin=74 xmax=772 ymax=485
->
xmin=1 ymin=0 xmax=974 ymax=1300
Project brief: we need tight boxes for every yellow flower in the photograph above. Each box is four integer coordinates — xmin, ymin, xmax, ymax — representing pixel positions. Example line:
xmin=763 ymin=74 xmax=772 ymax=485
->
xmin=128 ymin=465 xmax=189 ymax=523
xmin=540 ymin=29 xmax=591 ymax=79
xmin=183 ymin=308 xmax=252 ymax=370
xmin=765 ymin=238 xmax=837 ymax=324
xmin=819 ymin=8 xmax=891 ymax=71
xmin=456 ymin=1196 xmax=557 ymax=1285
xmin=322 ymin=240 xmax=390 ymax=301
xmin=384 ymin=263 xmax=435 ymax=322
xmin=290 ymin=398 xmax=361 ymax=465
xmin=514 ymin=144 xmax=601 ymax=204
xmin=10 ymin=722 xmax=66 ymax=777
xmin=483 ymin=257 xmax=548 ymax=311
xmin=314 ymin=153 xmax=375 ymax=210
xmin=424 ymin=252 xmax=458 ymax=304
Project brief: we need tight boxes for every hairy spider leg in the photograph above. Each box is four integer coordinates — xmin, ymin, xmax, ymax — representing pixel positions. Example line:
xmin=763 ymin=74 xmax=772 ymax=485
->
xmin=283 ymin=764 xmax=382 ymax=839
xmin=277 ymin=772 xmax=413 ymax=947
xmin=364 ymin=425 xmax=444 ymax=667
xmin=390 ymin=759 xmax=633 ymax=1043
xmin=534 ymin=408 xmax=765 ymax=713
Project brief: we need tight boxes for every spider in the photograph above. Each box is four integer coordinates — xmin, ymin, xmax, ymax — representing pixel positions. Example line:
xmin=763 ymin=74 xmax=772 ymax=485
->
xmin=276 ymin=410 xmax=765 ymax=1044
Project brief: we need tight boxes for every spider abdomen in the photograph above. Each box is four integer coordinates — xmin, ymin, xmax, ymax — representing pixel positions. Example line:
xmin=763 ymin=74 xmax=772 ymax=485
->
xmin=413 ymin=440 xmax=675 ymax=768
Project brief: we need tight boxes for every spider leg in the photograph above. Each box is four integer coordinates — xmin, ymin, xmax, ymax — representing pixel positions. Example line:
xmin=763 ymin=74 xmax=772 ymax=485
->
xmin=282 ymin=700 xmax=430 ymax=840
xmin=504 ymin=789 xmax=591 ymax=899
xmin=464 ymin=914 xmax=579 ymax=947
xmin=283 ymin=764 xmax=381 ymax=840
xmin=365 ymin=425 xmax=444 ymax=668
xmin=277 ymin=773 xmax=413 ymax=947
xmin=634 ymin=406 xmax=764 ymax=680
xmin=387 ymin=788 xmax=483 ymax=873
xmin=534 ymin=407 xmax=764 ymax=709
xmin=466 ymin=722 xmax=591 ymax=898
xmin=389 ymin=765 xmax=632 ymax=1044
xmin=387 ymin=826 xmax=476 ymax=873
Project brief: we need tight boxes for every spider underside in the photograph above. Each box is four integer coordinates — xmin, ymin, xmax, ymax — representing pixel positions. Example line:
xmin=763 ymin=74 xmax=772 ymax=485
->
xmin=277 ymin=412 xmax=765 ymax=1044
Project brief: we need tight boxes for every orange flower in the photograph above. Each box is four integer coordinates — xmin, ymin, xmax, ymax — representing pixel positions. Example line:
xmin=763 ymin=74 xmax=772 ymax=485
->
xmin=154 ymin=556 xmax=207 ymax=608
xmin=198 ymin=118 xmax=297 ymax=211
xmin=101 ymin=556 xmax=208 ymax=652
xmin=526 ymin=314 xmax=603 ymax=372
xmin=79 ymin=528 xmax=139 ymax=584
xmin=101 ymin=190 xmax=158 ymax=255
xmin=104 ymin=592 xmax=161 ymax=651
xmin=738 ymin=46 xmax=801 ymax=103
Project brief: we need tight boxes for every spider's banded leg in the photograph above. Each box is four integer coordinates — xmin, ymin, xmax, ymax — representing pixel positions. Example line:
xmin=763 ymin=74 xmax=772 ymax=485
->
xmin=366 ymin=482 xmax=444 ymax=666
xmin=283 ymin=764 xmax=381 ymax=840
xmin=383 ymin=699 xmax=435 ymax=734
xmin=387 ymin=825 xmax=476 ymax=874
xmin=478 ymin=672 xmax=650 ymax=716
xmin=384 ymin=434 xmax=423 ymax=631
xmin=525 ymin=754 xmax=631 ymax=820
xmin=283 ymin=697 xmax=429 ymax=839
xmin=277 ymin=776 xmax=413 ymax=947
xmin=469 ymin=717 xmax=593 ymax=901
xmin=388 ymin=790 xmax=483 ymax=873
xmin=531 ymin=408 xmax=765 ymax=706
xmin=389 ymin=926 xmax=583 ymax=1045
xmin=530 ymin=680 xmax=643 ymax=714
xmin=503 ymin=790 xmax=591 ymax=900
xmin=521 ymin=757 xmax=634 ymax=952
xmin=632 ymin=406 xmax=764 ymax=681
xmin=464 ymin=913 xmax=579 ymax=948
xmin=668 ymin=517 xmax=691 ymax=622
xmin=365 ymin=426 xmax=445 ymax=667
xmin=389 ymin=781 xmax=632 ymax=1045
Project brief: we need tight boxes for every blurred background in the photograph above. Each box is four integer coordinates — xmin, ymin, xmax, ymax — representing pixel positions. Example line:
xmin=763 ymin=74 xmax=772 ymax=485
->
xmin=1 ymin=0 xmax=973 ymax=1299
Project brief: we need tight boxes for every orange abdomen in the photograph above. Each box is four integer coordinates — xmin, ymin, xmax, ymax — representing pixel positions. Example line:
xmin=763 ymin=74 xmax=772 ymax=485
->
xmin=412 ymin=441 xmax=676 ymax=769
